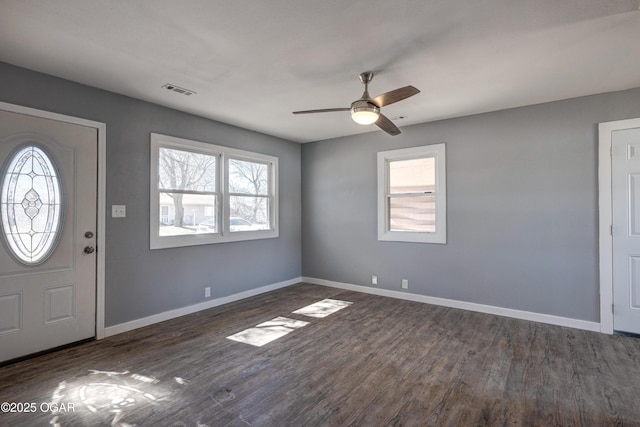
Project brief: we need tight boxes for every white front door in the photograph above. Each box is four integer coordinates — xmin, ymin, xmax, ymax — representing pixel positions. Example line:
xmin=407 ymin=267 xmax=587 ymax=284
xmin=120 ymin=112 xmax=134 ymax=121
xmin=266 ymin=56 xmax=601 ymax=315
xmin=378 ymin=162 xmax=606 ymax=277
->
xmin=612 ymin=126 xmax=640 ymax=334
xmin=0 ymin=109 xmax=97 ymax=362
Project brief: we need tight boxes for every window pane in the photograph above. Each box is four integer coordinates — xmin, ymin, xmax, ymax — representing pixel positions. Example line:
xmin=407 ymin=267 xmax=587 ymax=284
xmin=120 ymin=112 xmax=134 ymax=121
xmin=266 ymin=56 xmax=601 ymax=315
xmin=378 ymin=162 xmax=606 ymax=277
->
xmin=159 ymin=148 xmax=216 ymax=192
xmin=229 ymin=159 xmax=268 ymax=195
xmin=229 ymin=196 xmax=269 ymax=231
xmin=158 ymin=193 xmax=218 ymax=235
xmin=389 ymin=195 xmax=435 ymax=232
xmin=389 ymin=157 xmax=435 ymax=194
xmin=1 ymin=145 xmax=63 ymax=265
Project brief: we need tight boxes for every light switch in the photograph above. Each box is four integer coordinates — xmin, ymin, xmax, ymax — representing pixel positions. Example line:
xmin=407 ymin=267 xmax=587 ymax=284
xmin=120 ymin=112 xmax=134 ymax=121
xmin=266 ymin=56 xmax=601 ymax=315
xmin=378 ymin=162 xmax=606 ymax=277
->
xmin=112 ymin=205 xmax=126 ymax=218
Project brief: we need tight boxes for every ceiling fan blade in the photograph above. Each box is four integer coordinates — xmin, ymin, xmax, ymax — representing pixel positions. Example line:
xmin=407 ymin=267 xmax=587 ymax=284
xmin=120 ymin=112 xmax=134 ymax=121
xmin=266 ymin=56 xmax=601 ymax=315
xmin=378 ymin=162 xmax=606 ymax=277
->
xmin=371 ymin=86 xmax=420 ymax=108
xmin=375 ymin=114 xmax=401 ymax=136
xmin=292 ymin=108 xmax=350 ymax=114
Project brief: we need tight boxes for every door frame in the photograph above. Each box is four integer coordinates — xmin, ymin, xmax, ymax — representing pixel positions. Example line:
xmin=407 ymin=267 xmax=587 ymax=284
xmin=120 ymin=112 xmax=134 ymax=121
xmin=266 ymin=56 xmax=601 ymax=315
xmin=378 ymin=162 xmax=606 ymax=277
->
xmin=0 ymin=101 xmax=107 ymax=339
xmin=598 ymin=117 xmax=640 ymax=334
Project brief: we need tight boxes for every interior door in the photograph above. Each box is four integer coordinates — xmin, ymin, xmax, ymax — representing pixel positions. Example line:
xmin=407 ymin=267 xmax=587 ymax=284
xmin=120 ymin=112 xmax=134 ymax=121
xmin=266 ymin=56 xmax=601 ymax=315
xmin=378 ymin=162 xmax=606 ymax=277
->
xmin=612 ymin=126 xmax=640 ymax=334
xmin=0 ymin=109 xmax=97 ymax=362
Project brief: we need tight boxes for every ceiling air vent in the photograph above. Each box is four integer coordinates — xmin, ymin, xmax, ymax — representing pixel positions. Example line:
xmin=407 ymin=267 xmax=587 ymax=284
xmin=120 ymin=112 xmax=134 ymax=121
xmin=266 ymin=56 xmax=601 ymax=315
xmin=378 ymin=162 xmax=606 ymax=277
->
xmin=162 ymin=83 xmax=196 ymax=96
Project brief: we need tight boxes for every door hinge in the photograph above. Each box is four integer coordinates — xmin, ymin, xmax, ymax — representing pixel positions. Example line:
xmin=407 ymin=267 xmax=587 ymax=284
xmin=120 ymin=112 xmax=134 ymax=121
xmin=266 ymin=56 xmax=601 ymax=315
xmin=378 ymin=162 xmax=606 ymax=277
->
xmin=612 ymin=303 xmax=614 ymax=314
xmin=610 ymin=225 xmax=613 ymax=236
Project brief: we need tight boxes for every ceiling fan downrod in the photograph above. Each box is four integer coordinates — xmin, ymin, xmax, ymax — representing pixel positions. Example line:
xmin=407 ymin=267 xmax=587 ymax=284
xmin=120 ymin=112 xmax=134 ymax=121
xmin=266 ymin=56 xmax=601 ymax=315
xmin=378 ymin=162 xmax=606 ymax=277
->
xmin=350 ymin=71 xmax=380 ymax=125
xmin=358 ymin=71 xmax=374 ymax=100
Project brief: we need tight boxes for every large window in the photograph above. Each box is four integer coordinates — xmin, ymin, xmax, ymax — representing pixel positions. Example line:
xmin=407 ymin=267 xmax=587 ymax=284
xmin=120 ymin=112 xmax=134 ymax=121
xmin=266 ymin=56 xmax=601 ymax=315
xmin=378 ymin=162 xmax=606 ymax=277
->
xmin=150 ymin=133 xmax=278 ymax=249
xmin=377 ymin=144 xmax=446 ymax=244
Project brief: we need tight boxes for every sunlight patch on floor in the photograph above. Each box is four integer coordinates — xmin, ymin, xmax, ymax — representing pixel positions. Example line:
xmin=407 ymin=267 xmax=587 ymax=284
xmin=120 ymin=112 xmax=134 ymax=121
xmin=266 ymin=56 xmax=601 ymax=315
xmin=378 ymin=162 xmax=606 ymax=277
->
xmin=226 ymin=316 xmax=309 ymax=347
xmin=47 ymin=369 xmax=182 ymax=426
xmin=292 ymin=298 xmax=353 ymax=318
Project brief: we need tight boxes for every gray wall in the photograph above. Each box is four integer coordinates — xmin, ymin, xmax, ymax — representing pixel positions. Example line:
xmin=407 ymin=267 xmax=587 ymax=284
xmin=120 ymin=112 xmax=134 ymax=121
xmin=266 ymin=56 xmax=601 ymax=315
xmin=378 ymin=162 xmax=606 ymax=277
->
xmin=0 ymin=62 xmax=302 ymax=326
xmin=4 ymin=58 xmax=640 ymax=327
xmin=302 ymin=88 xmax=640 ymax=322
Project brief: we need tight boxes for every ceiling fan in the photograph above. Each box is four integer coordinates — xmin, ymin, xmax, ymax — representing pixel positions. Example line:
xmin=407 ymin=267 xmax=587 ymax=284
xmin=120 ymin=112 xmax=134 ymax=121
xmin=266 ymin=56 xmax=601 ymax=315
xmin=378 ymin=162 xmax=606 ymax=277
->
xmin=293 ymin=72 xmax=420 ymax=136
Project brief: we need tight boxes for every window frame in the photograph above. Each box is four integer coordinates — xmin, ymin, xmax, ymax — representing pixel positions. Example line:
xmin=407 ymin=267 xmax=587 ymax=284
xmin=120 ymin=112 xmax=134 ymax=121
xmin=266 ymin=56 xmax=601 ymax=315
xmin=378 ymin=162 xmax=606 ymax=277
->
xmin=225 ymin=154 xmax=273 ymax=234
xmin=377 ymin=143 xmax=446 ymax=244
xmin=150 ymin=133 xmax=278 ymax=249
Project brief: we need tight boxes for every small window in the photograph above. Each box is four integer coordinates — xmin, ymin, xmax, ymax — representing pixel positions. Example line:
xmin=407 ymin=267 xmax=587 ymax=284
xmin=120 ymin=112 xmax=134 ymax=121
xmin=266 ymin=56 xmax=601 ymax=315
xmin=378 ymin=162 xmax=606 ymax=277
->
xmin=377 ymin=144 xmax=446 ymax=244
xmin=150 ymin=133 xmax=278 ymax=249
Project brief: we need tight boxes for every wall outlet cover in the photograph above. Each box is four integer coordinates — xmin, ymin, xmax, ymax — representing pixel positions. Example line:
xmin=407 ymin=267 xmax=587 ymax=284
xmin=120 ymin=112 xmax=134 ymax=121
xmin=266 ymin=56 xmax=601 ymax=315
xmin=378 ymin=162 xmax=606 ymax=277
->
xmin=112 ymin=205 xmax=126 ymax=218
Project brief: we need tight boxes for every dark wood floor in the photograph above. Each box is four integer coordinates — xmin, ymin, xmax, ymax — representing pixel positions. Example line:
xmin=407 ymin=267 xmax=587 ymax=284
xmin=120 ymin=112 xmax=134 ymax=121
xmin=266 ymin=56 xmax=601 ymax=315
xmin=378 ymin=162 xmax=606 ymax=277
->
xmin=1 ymin=283 xmax=640 ymax=426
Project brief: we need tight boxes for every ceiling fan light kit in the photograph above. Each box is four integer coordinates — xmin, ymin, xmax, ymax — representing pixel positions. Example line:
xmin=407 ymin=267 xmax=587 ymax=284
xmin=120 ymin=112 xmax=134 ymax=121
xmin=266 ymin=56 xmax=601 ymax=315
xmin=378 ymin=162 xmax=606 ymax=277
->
xmin=350 ymin=100 xmax=380 ymax=125
xmin=292 ymin=71 xmax=420 ymax=136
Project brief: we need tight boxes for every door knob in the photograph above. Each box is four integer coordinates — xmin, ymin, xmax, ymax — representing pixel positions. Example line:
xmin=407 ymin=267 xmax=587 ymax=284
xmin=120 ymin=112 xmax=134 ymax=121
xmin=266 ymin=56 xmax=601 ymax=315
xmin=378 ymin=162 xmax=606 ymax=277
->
xmin=83 ymin=246 xmax=95 ymax=254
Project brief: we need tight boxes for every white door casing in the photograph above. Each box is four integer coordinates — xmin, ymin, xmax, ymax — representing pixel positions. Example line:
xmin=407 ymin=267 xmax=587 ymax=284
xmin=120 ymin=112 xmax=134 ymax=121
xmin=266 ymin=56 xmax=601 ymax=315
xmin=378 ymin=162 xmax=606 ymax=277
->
xmin=599 ymin=117 xmax=640 ymax=335
xmin=0 ymin=103 xmax=106 ymax=361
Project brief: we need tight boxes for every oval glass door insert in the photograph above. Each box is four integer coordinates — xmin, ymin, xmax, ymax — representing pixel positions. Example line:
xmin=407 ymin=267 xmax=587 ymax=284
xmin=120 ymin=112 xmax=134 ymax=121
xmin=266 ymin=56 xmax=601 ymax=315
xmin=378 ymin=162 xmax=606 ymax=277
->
xmin=0 ymin=145 xmax=63 ymax=265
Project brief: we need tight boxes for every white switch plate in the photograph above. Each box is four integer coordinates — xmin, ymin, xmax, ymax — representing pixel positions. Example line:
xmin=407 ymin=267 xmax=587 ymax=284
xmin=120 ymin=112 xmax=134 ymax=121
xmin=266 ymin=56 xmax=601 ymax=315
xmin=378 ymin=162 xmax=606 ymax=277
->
xmin=401 ymin=279 xmax=409 ymax=289
xmin=112 ymin=205 xmax=126 ymax=218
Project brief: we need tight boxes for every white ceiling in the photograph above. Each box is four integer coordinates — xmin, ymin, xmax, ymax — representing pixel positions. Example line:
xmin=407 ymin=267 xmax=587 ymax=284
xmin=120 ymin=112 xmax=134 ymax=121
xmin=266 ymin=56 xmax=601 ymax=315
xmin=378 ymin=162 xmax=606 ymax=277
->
xmin=1 ymin=0 xmax=640 ymax=143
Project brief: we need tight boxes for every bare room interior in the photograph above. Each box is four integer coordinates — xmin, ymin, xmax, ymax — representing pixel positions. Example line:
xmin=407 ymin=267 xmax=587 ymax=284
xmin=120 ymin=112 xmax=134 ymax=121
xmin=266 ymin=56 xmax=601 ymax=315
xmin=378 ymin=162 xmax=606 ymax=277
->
xmin=1 ymin=1 xmax=640 ymax=425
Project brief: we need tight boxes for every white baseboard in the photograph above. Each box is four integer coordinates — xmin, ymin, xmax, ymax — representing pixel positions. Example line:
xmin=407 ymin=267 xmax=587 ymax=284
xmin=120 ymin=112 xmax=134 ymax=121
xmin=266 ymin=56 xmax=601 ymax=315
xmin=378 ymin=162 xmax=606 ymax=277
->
xmin=104 ymin=277 xmax=301 ymax=337
xmin=104 ymin=276 xmax=601 ymax=337
xmin=302 ymin=277 xmax=601 ymax=333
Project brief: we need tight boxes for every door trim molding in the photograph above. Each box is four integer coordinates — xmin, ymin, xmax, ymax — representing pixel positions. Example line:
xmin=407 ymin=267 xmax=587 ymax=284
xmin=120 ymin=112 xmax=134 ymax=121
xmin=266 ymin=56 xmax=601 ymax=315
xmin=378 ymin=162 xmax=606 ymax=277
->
xmin=0 ymin=101 xmax=107 ymax=339
xmin=598 ymin=117 xmax=640 ymax=335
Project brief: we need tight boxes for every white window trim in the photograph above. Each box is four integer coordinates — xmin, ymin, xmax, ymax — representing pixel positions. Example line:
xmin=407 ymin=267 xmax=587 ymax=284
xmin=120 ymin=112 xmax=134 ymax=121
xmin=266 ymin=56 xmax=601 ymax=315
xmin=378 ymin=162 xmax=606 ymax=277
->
xmin=150 ymin=133 xmax=278 ymax=249
xmin=377 ymin=143 xmax=447 ymax=244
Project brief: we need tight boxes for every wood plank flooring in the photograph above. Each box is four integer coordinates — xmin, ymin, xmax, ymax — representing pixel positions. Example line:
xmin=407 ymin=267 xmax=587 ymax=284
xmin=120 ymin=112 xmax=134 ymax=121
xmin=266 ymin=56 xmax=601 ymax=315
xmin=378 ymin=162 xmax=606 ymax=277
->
xmin=1 ymin=283 xmax=640 ymax=426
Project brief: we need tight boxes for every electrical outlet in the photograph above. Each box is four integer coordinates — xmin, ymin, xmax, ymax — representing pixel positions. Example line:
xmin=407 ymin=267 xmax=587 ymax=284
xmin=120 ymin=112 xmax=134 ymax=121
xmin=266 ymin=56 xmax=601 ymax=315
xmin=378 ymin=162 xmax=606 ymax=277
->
xmin=372 ymin=275 xmax=378 ymax=285
xmin=401 ymin=279 xmax=408 ymax=289
xmin=112 ymin=205 xmax=126 ymax=218
xmin=205 ymin=287 xmax=211 ymax=298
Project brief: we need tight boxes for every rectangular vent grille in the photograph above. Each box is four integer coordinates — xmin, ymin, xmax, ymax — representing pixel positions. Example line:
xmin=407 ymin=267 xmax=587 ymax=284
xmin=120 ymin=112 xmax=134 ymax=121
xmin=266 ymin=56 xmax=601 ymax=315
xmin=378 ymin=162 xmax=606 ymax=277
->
xmin=162 ymin=83 xmax=196 ymax=96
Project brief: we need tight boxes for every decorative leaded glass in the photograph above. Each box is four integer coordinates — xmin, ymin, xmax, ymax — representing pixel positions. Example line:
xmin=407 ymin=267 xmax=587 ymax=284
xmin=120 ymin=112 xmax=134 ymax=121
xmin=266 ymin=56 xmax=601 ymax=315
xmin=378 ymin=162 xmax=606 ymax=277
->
xmin=0 ymin=145 xmax=63 ymax=265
